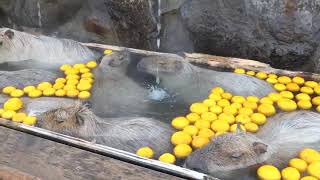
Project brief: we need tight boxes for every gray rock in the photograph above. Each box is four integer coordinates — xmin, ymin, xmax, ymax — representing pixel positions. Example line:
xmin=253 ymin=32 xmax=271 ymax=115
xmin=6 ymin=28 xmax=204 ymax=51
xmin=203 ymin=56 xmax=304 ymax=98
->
xmin=160 ymin=11 xmax=194 ymax=53
xmin=104 ymin=0 xmax=158 ymax=50
xmin=0 ymin=0 xmax=158 ymax=50
xmin=2 ymin=0 xmax=320 ymax=72
xmin=3 ymin=0 xmax=83 ymax=28
xmin=180 ymin=0 xmax=320 ymax=71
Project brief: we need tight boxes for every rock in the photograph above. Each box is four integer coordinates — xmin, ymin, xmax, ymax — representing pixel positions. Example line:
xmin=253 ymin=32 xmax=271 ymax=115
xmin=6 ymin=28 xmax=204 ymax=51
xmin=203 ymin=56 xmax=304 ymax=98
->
xmin=104 ymin=0 xmax=158 ymax=50
xmin=54 ymin=0 xmax=121 ymax=45
xmin=3 ymin=0 xmax=83 ymax=28
xmin=0 ymin=0 xmax=158 ymax=50
xmin=160 ymin=11 xmax=194 ymax=53
xmin=180 ymin=0 xmax=320 ymax=71
xmin=2 ymin=0 xmax=320 ymax=72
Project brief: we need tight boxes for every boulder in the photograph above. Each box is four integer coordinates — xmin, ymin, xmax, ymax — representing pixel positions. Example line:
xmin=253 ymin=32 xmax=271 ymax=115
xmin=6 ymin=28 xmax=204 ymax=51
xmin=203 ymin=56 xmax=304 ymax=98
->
xmin=179 ymin=0 xmax=320 ymax=71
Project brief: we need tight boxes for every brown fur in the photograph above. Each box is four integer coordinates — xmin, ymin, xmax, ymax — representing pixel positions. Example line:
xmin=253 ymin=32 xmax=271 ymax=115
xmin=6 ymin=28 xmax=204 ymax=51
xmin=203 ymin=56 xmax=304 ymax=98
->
xmin=37 ymin=104 xmax=174 ymax=158
xmin=137 ymin=54 xmax=275 ymax=104
xmin=185 ymin=111 xmax=320 ymax=180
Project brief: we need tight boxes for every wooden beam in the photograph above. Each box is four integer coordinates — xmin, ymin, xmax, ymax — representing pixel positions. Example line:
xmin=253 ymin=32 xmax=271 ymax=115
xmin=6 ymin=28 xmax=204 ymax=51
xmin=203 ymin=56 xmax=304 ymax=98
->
xmin=0 ymin=126 xmax=182 ymax=180
xmin=83 ymin=43 xmax=320 ymax=81
xmin=184 ymin=53 xmax=320 ymax=81
xmin=0 ymin=165 xmax=40 ymax=180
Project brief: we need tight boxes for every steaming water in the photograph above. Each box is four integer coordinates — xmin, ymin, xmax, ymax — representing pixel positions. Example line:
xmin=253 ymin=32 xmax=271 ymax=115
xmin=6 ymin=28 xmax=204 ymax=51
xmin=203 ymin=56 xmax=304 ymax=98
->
xmin=147 ymin=59 xmax=169 ymax=101
xmin=156 ymin=0 xmax=161 ymax=49
xmin=147 ymin=86 xmax=169 ymax=101
xmin=150 ymin=23 xmax=169 ymax=101
xmin=37 ymin=0 xmax=42 ymax=28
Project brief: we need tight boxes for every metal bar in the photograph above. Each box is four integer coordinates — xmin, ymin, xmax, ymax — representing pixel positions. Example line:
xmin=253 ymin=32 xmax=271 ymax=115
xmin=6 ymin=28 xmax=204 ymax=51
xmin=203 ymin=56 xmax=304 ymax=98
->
xmin=0 ymin=118 xmax=219 ymax=180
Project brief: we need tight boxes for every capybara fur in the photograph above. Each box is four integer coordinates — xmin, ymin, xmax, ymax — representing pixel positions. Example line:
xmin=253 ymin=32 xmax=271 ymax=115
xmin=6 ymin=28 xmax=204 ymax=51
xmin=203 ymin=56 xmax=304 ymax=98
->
xmin=137 ymin=54 xmax=275 ymax=104
xmin=91 ymin=51 xmax=189 ymax=119
xmin=37 ymin=103 xmax=174 ymax=158
xmin=185 ymin=111 xmax=320 ymax=180
xmin=0 ymin=28 xmax=97 ymax=70
xmin=0 ymin=69 xmax=58 ymax=89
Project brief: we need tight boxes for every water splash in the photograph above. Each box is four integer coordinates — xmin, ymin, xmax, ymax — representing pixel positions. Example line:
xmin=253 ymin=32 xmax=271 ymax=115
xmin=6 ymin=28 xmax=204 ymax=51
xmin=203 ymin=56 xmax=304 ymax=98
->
xmin=148 ymin=86 xmax=169 ymax=101
xmin=37 ymin=0 xmax=42 ymax=28
xmin=156 ymin=63 xmax=160 ymax=84
xmin=156 ymin=0 xmax=161 ymax=49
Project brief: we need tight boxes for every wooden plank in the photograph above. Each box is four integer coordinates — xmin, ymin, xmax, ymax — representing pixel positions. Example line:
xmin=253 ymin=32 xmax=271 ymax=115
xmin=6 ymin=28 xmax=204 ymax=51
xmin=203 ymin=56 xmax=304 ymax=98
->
xmin=0 ymin=164 xmax=40 ymax=180
xmin=0 ymin=126 xmax=183 ymax=180
xmin=83 ymin=42 xmax=320 ymax=81
xmin=184 ymin=53 xmax=320 ymax=81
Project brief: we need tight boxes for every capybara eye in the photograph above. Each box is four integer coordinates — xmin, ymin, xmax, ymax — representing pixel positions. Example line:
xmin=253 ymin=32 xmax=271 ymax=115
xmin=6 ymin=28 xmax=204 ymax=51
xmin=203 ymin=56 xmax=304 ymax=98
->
xmin=56 ymin=118 xmax=64 ymax=123
xmin=109 ymin=59 xmax=122 ymax=67
xmin=75 ymin=116 xmax=84 ymax=125
xmin=230 ymin=152 xmax=243 ymax=159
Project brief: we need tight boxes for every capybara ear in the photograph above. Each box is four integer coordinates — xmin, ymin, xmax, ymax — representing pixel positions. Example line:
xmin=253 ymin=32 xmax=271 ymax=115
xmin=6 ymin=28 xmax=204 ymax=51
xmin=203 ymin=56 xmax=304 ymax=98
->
xmin=4 ymin=30 xmax=14 ymax=39
xmin=252 ymin=142 xmax=268 ymax=155
xmin=75 ymin=115 xmax=84 ymax=126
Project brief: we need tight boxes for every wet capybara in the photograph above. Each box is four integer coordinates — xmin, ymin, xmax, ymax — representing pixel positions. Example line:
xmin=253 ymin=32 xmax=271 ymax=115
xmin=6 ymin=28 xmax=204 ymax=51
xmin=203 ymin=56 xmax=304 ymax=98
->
xmin=37 ymin=103 xmax=174 ymax=158
xmin=0 ymin=28 xmax=98 ymax=70
xmin=137 ymin=54 xmax=275 ymax=104
xmin=185 ymin=111 xmax=320 ymax=180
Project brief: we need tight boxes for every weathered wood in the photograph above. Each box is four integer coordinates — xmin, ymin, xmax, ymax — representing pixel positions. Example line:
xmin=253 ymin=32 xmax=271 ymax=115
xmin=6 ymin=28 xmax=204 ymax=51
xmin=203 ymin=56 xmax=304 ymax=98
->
xmin=184 ymin=53 xmax=320 ymax=81
xmin=0 ymin=119 xmax=213 ymax=180
xmin=82 ymin=43 xmax=173 ymax=57
xmin=0 ymin=165 xmax=40 ymax=180
xmin=0 ymin=126 xmax=183 ymax=180
xmin=83 ymin=42 xmax=320 ymax=81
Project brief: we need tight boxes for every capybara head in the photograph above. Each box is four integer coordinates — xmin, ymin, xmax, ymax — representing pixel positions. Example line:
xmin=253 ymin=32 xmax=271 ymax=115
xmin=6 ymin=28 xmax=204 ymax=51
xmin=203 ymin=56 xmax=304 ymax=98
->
xmin=98 ymin=51 xmax=131 ymax=72
xmin=137 ymin=54 xmax=190 ymax=76
xmin=38 ymin=103 xmax=97 ymax=139
xmin=0 ymin=28 xmax=14 ymax=46
xmin=185 ymin=131 xmax=269 ymax=178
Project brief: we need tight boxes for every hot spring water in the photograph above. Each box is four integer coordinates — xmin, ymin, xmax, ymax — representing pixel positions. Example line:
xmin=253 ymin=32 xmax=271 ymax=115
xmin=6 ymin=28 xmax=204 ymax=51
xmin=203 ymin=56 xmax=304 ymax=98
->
xmin=146 ymin=0 xmax=172 ymax=102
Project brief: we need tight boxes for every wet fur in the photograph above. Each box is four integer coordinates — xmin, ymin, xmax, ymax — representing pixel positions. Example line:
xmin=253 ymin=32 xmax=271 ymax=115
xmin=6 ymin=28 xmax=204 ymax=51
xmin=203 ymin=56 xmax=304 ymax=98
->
xmin=137 ymin=54 xmax=275 ymax=104
xmin=91 ymin=51 xmax=189 ymax=119
xmin=38 ymin=104 xmax=174 ymax=157
xmin=91 ymin=51 xmax=153 ymax=117
xmin=185 ymin=111 xmax=320 ymax=179
xmin=0 ymin=28 xmax=97 ymax=70
xmin=0 ymin=69 xmax=59 ymax=89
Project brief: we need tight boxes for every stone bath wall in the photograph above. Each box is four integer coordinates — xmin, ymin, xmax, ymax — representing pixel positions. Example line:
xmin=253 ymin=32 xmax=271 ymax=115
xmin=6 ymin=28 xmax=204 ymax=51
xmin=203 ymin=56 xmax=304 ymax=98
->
xmin=1 ymin=0 xmax=320 ymax=72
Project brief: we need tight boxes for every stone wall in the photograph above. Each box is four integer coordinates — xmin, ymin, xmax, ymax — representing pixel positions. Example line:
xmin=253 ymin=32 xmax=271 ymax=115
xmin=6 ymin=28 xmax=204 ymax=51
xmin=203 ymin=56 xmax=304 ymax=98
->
xmin=2 ymin=0 xmax=320 ymax=72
